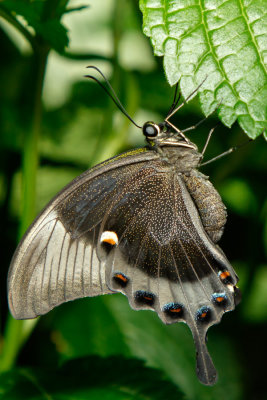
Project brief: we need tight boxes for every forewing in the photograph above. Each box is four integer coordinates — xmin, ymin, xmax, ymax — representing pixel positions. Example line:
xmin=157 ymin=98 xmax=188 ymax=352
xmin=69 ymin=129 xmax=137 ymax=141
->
xmin=8 ymin=149 xmax=158 ymax=319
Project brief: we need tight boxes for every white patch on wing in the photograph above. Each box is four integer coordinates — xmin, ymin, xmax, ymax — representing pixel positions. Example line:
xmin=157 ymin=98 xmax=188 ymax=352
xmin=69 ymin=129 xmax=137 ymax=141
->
xmin=227 ymin=284 xmax=234 ymax=293
xmin=100 ymin=231 xmax=118 ymax=246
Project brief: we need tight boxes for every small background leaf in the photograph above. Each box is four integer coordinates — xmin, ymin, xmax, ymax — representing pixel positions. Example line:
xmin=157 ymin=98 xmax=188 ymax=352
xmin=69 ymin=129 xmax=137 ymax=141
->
xmin=0 ymin=356 xmax=183 ymax=399
xmin=1 ymin=0 xmax=69 ymax=51
xmin=140 ymin=0 xmax=267 ymax=138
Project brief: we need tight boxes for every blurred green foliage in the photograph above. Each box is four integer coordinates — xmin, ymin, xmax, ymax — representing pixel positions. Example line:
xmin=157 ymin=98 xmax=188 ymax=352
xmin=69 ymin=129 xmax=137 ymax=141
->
xmin=0 ymin=0 xmax=266 ymax=399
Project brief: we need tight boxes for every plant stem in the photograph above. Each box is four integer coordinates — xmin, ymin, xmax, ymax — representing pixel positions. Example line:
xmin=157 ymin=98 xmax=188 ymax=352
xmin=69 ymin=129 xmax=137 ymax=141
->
xmin=19 ymin=48 xmax=48 ymax=237
xmin=0 ymin=46 xmax=48 ymax=372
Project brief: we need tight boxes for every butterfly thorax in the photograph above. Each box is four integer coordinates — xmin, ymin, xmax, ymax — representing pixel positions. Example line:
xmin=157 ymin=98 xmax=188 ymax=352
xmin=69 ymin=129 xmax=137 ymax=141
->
xmin=142 ymin=121 xmax=202 ymax=173
xmin=159 ymin=145 xmax=202 ymax=173
xmin=141 ymin=121 xmax=227 ymax=243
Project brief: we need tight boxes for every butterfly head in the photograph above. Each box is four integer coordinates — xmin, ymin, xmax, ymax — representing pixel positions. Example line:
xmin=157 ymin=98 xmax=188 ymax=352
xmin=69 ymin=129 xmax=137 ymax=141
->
xmin=142 ymin=121 xmax=198 ymax=150
xmin=143 ymin=121 xmax=202 ymax=170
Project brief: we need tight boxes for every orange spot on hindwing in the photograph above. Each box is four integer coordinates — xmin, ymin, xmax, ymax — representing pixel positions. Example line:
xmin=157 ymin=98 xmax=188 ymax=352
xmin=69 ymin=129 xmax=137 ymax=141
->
xmin=220 ymin=271 xmax=230 ymax=280
xmin=163 ymin=303 xmax=183 ymax=319
xmin=212 ymin=293 xmax=227 ymax=307
xmin=170 ymin=307 xmax=182 ymax=313
xmin=135 ymin=290 xmax=155 ymax=306
xmin=219 ymin=270 xmax=233 ymax=284
xmin=113 ymin=273 xmax=129 ymax=287
xmin=196 ymin=306 xmax=211 ymax=322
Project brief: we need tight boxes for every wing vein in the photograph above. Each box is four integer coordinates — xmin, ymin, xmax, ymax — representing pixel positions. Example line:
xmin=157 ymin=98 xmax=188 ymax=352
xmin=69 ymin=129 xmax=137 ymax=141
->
xmin=56 ymin=230 xmax=67 ymax=292
xmin=89 ymin=228 xmax=96 ymax=292
xmin=81 ymin=240 xmax=86 ymax=296
xmin=72 ymin=239 xmax=79 ymax=291
xmin=41 ymin=219 xmax=58 ymax=302
xmin=169 ymin=243 xmax=209 ymax=381
xmin=63 ymin=236 xmax=72 ymax=301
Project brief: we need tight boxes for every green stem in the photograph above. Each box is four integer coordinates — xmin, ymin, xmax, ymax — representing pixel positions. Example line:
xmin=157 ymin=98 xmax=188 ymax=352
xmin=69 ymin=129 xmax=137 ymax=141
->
xmin=0 ymin=47 xmax=49 ymax=372
xmin=19 ymin=48 xmax=48 ymax=237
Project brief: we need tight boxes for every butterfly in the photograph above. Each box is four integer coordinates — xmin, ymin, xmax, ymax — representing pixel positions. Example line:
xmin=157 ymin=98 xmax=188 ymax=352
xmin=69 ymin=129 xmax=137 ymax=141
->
xmin=8 ymin=68 xmax=240 ymax=386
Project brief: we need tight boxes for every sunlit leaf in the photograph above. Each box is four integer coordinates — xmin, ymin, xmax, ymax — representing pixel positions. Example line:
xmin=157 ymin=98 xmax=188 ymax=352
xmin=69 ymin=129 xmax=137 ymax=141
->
xmin=140 ymin=0 xmax=267 ymax=138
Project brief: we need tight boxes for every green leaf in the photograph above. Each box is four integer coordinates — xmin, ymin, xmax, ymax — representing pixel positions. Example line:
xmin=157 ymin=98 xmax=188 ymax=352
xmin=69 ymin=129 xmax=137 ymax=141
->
xmin=139 ymin=0 xmax=267 ymax=138
xmin=105 ymin=295 xmax=242 ymax=400
xmin=1 ymin=1 xmax=41 ymax=26
xmin=46 ymin=296 xmax=130 ymax=360
xmin=0 ymin=357 xmax=183 ymax=399
xmin=37 ymin=18 xmax=69 ymax=52
xmin=1 ymin=0 xmax=69 ymax=51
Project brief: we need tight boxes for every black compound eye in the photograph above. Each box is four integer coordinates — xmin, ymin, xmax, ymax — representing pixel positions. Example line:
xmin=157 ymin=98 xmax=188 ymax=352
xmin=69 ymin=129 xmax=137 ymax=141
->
xmin=142 ymin=122 xmax=160 ymax=138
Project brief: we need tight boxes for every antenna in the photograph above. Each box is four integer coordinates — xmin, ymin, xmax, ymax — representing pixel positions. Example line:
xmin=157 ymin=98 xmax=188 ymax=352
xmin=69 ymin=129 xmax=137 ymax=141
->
xmin=165 ymin=76 xmax=208 ymax=122
xmin=166 ymin=83 xmax=181 ymax=118
xmin=85 ymin=66 xmax=142 ymax=129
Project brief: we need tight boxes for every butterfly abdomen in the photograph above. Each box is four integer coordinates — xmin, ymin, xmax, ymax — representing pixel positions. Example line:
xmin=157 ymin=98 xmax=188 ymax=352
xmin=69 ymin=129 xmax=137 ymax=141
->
xmin=182 ymin=171 xmax=227 ymax=243
xmin=162 ymin=145 xmax=227 ymax=244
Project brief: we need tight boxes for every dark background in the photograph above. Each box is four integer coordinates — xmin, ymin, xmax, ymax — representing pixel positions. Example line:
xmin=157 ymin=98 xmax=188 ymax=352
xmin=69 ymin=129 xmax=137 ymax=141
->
xmin=0 ymin=1 xmax=266 ymax=399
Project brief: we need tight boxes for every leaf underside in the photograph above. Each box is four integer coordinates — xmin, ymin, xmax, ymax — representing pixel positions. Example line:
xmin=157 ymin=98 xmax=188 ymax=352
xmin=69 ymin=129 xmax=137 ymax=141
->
xmin=0 ymin=357 xmax=183 ymax=399
xmin=140 ymin=0 xmax=267 ymax=139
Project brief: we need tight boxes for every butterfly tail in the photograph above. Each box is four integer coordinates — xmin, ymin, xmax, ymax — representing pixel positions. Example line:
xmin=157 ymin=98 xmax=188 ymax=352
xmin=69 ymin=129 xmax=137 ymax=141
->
xmin=190 ymin=323 xmax=218 ymax=385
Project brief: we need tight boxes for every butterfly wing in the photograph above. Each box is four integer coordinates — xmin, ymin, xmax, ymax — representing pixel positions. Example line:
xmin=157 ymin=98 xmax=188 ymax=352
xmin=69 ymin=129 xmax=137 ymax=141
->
xmin=8 ymin=149 xmax=157 ymax=319
xmin=8 ymin=148 xmax=240 ymax=386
